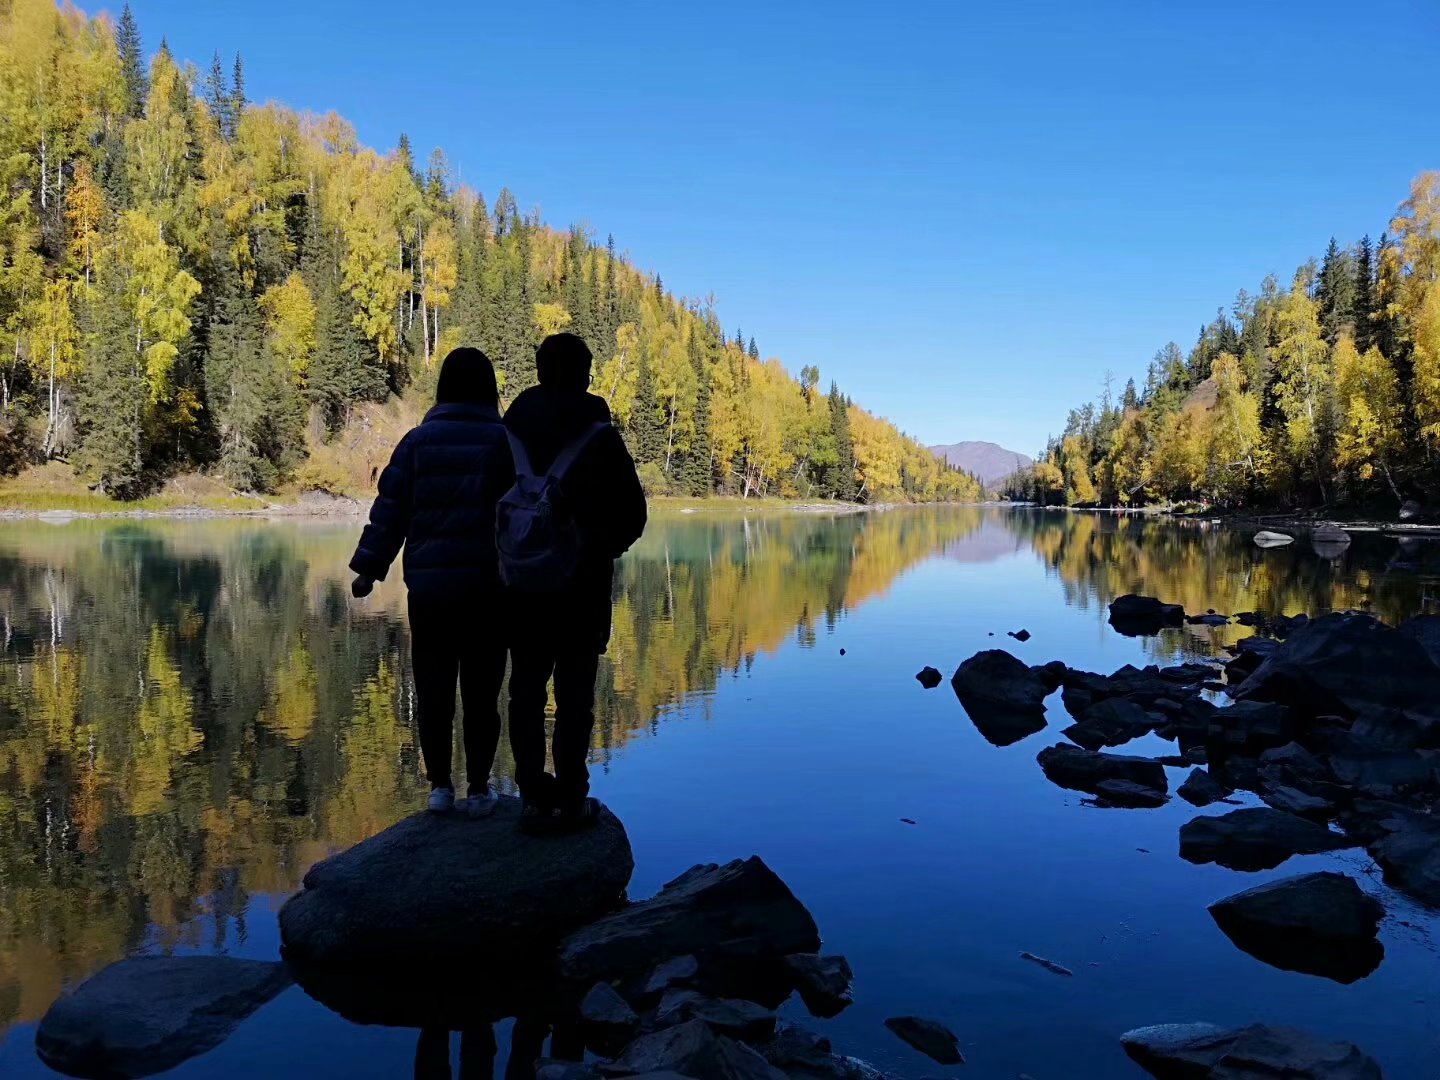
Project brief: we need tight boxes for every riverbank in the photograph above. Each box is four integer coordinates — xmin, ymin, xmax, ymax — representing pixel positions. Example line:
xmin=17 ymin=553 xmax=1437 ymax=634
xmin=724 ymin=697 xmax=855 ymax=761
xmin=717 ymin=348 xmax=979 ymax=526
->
xmin=1033 ymin=501 xmax=1440 ymax=538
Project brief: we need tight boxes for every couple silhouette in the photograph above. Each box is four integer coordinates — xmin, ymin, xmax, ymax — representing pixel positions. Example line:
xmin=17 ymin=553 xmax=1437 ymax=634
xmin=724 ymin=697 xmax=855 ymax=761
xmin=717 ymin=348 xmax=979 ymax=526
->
xmin=349 ymin=333 xmax=647 ymax=832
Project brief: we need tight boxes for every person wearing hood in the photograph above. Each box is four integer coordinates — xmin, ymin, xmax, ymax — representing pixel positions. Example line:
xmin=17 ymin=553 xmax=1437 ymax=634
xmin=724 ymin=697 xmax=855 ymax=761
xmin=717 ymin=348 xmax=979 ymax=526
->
xmin=349 ymin=347 xmax=514 ymax=816
xmin=503 ymin=333 xmax=647 ymax=830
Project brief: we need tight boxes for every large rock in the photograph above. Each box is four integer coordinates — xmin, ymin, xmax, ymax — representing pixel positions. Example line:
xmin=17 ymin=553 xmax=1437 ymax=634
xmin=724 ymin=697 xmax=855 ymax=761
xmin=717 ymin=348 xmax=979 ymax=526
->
xmin=1063 ymin=697 xmax=1157 ymax=751
xmin=1207 ymin=701 xmax=1295 ymax=757
xmin=1121 ymin=1022 xmax=1382 ymax=1079
xmin=280 ymin=798 xmax=633 ymax=971
xmin=36 ymin=956 xmax=291 ymax=1079
xmin=1037 ymin=743 xmax=1168 ymax=797
xmin=1208 ymin=872 xmax=1385 ymax=984
xmin=559 ymin=857 xmax=820 ymax=991
xmin=1179 ymin=808 xmax=1358 ymax=872
xmin=580 ymin=982 xmax=641 ymax=1055
xmin=653 ymin=989 xmax=777 ymax=1042
xmin=1177 ymin=768 xmax=1233 ymax=808
xmin=783 ymin=954 xmax=853 ymax=1018
xmin=950 ymin=650 xmax=1049 ymax=746
xmin=915 ymin=666 xmax=942 ymax=690
xmin=1369 ymin=815 xmax=1440 ymax=907
xmin=1233 ymin=612 xmax=1440 ymax=723
xmin=606 ymin=1019 xmax=786 ymax=1080
xmin=1108 ymin=594 xmax=1185 ymax=636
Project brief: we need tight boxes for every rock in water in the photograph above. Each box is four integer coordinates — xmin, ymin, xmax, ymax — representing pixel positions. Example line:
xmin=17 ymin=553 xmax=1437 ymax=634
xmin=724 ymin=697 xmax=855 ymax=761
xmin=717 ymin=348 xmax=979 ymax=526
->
xmin=1311 ymin=524 xmax=1353 ymax=559
xmin=1177 ymin=768 xmax=1233 ymax=807
xmin=280 ymin=797 xmax=633 ymax=971
xmin=883 ymin=1016 xmax=964 ymax=1065
xmin=1121 ymin=1022 xmax=1381 ymax=1079
xmin=1036 ymin=743 xmax=1168 ymax=797
xmin=559 ymin=857 xmax=820 ymax=990
xmin=1253 ymin=530 xmax=1295 ymax=548
xmin=1108 ymin=594 xmax=1185 ymax=636
xmin=1093 ymin=779 xmax=1169 ymax=808
xmin=1063 ymin=697 xmax=1157 ymax=751
xmin=783 ymin=954 xmax=854 ymax=1018
xmin=1235 ymin=612 xmax=1440 ymax=723
xmin=606 ymin=1019 xmax=787 ymax=1080
xmin=1370 ymin=816 xmax=1440 ymax=907
xmin=759 ymin=1024 xmax=894 ymax=1080
xmin=1208 ymin=872 xmax=1385 ymax=984
xmin=1179 ymin=807 xmax=1357 ymax=872
xmin=950 ymin=650 xmax=1049 ymax=746
xmin=915 ymin=666 xmax=943 ymax=690
xmin=36 ymin=956 xmax=291 ymax=1079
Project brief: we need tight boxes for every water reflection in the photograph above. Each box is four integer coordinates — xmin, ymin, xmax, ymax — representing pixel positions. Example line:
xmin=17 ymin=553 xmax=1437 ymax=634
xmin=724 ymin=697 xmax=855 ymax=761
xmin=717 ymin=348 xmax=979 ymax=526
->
xmin=0 ymin=507 xmax=1434 ymax=1047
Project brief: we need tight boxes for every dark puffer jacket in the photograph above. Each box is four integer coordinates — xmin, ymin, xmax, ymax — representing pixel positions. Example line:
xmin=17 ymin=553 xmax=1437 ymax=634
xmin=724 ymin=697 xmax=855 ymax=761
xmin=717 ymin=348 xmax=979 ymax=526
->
xmin=349 ymin=402 xmax=514 ymax=599
xmin=504 ymin=386 xmax=647 ymax=651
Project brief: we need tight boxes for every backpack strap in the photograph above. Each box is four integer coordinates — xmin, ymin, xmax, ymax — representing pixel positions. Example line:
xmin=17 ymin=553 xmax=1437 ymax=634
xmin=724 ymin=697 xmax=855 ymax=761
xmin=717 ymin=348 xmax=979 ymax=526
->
xmin=506 ymin=432 xmax=537 ymax=479
xmin=545 ymin=422 xmax=609 ymax=481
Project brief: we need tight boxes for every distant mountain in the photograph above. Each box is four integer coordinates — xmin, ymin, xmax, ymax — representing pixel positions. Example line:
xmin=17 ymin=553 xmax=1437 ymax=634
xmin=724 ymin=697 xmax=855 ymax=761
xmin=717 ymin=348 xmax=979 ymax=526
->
xmin=929 ymin=441 xmax=1033 ymax=487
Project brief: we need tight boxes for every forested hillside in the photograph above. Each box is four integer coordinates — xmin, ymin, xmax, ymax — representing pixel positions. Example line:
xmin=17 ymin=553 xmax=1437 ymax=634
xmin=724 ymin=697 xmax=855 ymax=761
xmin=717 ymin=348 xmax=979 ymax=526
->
xmin=1014 ymin=173 xmax=1440 ymax=512
xmin=0 ymin=1 xmax=979 ymax=503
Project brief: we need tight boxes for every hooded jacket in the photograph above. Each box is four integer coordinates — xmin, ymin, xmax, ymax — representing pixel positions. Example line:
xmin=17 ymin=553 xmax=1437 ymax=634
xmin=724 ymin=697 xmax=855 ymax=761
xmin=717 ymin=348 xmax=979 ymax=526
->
xmin=349 ymin=401 xmax=514 ymax=599
xmin=503 ymin=385 xmax=647 ymax=649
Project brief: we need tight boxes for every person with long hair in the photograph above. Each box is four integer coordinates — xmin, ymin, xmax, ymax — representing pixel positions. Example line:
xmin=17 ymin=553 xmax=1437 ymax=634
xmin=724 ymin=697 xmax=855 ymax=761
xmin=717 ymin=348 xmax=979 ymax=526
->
xmin=349 ymin=347 xmax=514 ymax=815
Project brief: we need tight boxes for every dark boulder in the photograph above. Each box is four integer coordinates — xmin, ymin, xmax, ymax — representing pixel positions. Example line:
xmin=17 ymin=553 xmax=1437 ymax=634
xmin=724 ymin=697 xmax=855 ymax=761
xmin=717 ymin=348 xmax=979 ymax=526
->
xmin=1037 ymin=743 xmax=1168 ymax=797
xmin=1121 ymin=1023 xmax=1381 ymax=1080
xmin=915 ymin=666 xmax=942 ymax=690
xmin=1177 ymin=768 xmax=1232 ymax=808
xmin=1330 ymin=748 xmax=1436 ymax=798
xmin=1108 ymin=594 xmax=1185 ymax=636
xmin=641 ymin=955 xmax=701 ymax=999
xmin=1208 ymin=872 xmax=1385 ymax=985
xmin=1186 ymin=613 xmax=1230 ymax=627
xmin=1369 ymin=815 xmax=1440 ymax=907
xmin=1161 ymin=662 xmax=1220 ymax=684
xmin=1106 ymin=663 xmax=1181 ymax=703
xmin=1031 ymin=659 xmax=1067 ymax=692
xmin=1259 ymin=785 xmax=1335 ymax=821
xmin=1093 ymin=779 xmax=1169 ymax=808
xmin=559 ymin=857 xmax=820 ymax=994
xmin=1062 ymin=697 xmax=1158 ymax=751
xmin=783 ymin=954 xmax=853 ymax=1019
xmin=1206 ymin=701 xmax=1295 ymax=757
xmin=1233 ymin=612 xmax=1440 ymax=723
xmin=1008 ymin=628 xmax=1031 ymax=642
xmin=1349 ymin=704 xmax=1440 ymax=751
xmin=605 ymin=1019 xmax=786 ymax=1080
xmin=1179 ymin=807 xmax=1358 ymax=872
xmin=653 ymin=989 xmax=777 ymax=1042
xmin=281 ymin=798 xmax=632 ymax=971
xmin=1311 ymin=524 xmax=1353 ymax=558
xmin=950 ymin=650 xmax=1049 ymax=746
xmin=580 ymin=982 xmax=641 ymax=1055
xmin=883 ymin=1016 xmax=964 ymax=1066
xmin=36 ymin=956 xmax=291 ymax=1080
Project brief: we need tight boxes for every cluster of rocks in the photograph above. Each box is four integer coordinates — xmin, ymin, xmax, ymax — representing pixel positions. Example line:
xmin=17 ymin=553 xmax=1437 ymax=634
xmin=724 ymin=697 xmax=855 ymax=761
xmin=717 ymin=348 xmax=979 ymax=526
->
xmin=1122 ymin=1022 xmax=1382 ymax=1079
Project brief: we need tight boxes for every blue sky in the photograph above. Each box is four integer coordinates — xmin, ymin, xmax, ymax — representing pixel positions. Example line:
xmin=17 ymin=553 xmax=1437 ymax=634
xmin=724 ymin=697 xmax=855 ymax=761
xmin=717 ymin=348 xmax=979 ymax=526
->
xmin=126 ymin=0 xmax=1439 ymax=454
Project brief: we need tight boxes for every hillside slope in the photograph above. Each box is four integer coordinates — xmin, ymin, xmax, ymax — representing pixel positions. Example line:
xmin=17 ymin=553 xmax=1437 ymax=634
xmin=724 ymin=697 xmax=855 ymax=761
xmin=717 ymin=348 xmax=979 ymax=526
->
xmin=930 ymin=442 xmax=1033 ymax=486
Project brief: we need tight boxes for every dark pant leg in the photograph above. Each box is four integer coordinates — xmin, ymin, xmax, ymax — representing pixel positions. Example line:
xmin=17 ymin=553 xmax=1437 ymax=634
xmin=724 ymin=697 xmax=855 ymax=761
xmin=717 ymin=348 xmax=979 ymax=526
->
xmin=551 ymin=645 xmax=600 ymax=806
xmin=458 ymin=617 xmax=507 ymax=794
xmin=507 ymin=636 xmax=556 ymax=805
xmin=409 ymin=598 xmax=460 ymax=790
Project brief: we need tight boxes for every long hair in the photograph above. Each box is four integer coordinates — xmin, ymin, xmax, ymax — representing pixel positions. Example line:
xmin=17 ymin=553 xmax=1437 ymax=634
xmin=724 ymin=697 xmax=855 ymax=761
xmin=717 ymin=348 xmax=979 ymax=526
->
xmin=435 ymin=347 xmax=499 ymax=406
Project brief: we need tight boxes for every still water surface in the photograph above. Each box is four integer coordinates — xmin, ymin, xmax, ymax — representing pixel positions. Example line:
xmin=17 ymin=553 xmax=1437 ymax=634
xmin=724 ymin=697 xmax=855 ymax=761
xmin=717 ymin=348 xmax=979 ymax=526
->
xmin=0 ymin=508 xmax=1436 ymax=1078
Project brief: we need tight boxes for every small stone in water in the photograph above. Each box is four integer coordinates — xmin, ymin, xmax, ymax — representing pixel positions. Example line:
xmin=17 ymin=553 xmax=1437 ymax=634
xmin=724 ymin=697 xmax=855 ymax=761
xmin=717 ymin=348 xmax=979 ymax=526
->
xmin=1020 ymin=951 xmax=1074 ymax=977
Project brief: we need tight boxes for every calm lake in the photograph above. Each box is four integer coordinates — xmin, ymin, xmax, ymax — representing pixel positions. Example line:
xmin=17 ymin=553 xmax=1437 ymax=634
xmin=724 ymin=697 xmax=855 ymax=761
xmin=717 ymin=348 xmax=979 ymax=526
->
xmin=0 ymin=507 xmax=1436 ymax=1078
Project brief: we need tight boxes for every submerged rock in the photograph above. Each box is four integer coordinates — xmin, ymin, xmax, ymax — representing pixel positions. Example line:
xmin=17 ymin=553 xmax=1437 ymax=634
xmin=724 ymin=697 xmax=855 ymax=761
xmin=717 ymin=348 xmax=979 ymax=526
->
xmin=36 ymin=956 xmax=291 ymax=1080
xmin=1093 ymin=779 xmax=1169 ymax=808
xmin=1108 ymin=594 xmax=1185 ymax=636
xmin=883 ymin=1016 xmax=964 ymax=1065
xmin=1121 ymin=1022 xmax=1381 ymax=1079
xmin=559 ymin=857 xmax=820 ymax=993
xmin=1179 ymin=807 xmax=1357 ymax=872
xmin=1037 ymin=743 xmax=1168 ymax=797
xmin=915 ymin=666 xmax=943 ymax=690
xmin=1208 ymin=872 xmax=1385 ymax=984
xmin=951 ymin=650 xmax=1050 ymax=746
xmin=281 ymin=798 xmax=633 ymax=971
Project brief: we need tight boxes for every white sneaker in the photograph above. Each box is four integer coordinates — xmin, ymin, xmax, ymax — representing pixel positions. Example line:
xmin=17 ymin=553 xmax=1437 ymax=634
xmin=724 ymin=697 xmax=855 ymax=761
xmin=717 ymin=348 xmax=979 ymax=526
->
xmin=427 ymin=787 xmax=455 ymax=813
xmin=458 ymin=785 xmax=498 ymax=818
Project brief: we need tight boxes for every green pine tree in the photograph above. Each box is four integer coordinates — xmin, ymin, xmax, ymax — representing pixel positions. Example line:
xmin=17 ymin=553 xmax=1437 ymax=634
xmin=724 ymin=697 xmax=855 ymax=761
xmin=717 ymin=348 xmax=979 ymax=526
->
xmin=630 ymin=349 xmax=664 ymax=465
xmin=117 ymin=4 xmax=147 ymax=120
xmin=826 ymin=382 xmax=857 ymax=501
xmin=76 ymin=272 xmax=147 ymax=496
xmin=1354 ymin=234 xmax=1376 ymax=353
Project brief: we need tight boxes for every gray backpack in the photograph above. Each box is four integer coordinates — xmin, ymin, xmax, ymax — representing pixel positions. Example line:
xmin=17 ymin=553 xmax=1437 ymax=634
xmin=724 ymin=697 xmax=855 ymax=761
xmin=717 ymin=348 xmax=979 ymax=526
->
xmin=496 ymin=422 xmax=609 ymax=592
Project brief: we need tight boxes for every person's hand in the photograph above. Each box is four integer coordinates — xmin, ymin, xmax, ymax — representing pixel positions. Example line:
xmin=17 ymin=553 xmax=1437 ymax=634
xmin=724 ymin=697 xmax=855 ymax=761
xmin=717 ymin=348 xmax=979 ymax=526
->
xmin=351 ymin=575 xmax=375 ymax=598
